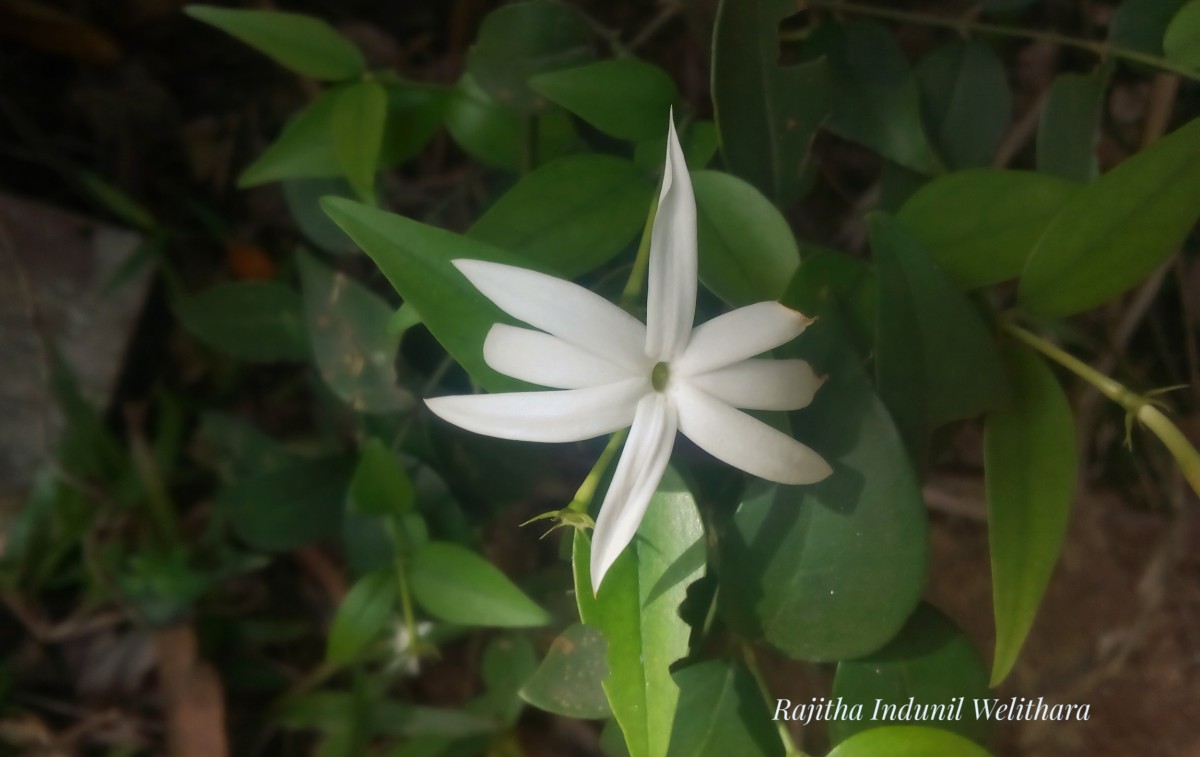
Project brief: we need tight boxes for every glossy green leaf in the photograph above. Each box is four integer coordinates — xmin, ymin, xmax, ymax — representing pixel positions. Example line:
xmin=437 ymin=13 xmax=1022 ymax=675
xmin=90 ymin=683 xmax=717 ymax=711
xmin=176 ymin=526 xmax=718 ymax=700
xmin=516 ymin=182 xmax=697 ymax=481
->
xmin=379 ymin=85 xmax=447 ymax=168
xmin=530 ymin=59 xmax=677 ymax=140
xmin=787 ymin=246 xmax=877 ymax=355
xmin=692 ymin=170 xmax=800 ymax=306
xmin=177 ymin=281 xmax=308 ymax=362
xmin=332 ymin=81 xmax=387 ymax=202
xmin=985 ymin=343 xmax=1076 ymax=684
xmin=872 ymin=214 xmax=1007 ymax=461
xmin=520 ymin=623 xmax=611 ymax=719
xmin=712 ymin=0 xmax=831 ymax=204
xmin=221 ymin=456 xmax=355 ymax=552
xmin=321 ymin=197 xmax=547 ymax=392
xmin=185 ymin=6 xmax=363 ymax=81
xmin=633 ymin=120 xmax=721 ymax=172
xmin=573 ymin=468 xmax=705 ymax=757
xmin=800 ymin=21 xmax=943 ymax=175
xmin=830 ymin=603 xmax=990 ymax=745
xmin=239 ymin=90 xmax=342 ymax=186
xmin=1018 ymin=117 xmax=1200 ymax=316
xmin=410 ymin=542 xmax=550 ymax=628
xmin=666 ymin=661 xmax=782 ymax=757
xmin=327 ymin=570 xmax=396 ymax=665
xmin=297 ymin=251 xmax=411 ymax=413
xmin=468 ymin=155 xmax=653 ymax=277
xmin=896 ymin=169 xmax=1080 ymax=289
xmin=444 ymin=77 xmax=576 ymax=171
xmin=466 ymin=0 xmax=592 ymax=112
xmin=1165 ymin=0 xmax=1200 ymax=68
xmin=1110 ymin=0 xmax=1188 ymax=57
xmin=349 ymin=439 xmax=413 ymax=517
xmin=718 ymin=310 xmax=926 ymax=661
xmin=1036 ymin=65 xmax=1111 ymax=182
xmin=827 ymin=726 xmax=993 ymax=757
xmin=916 ymin=41 xmax=1010 ymax=169
xmin=283 ymin=176 xmax=360 ymax=254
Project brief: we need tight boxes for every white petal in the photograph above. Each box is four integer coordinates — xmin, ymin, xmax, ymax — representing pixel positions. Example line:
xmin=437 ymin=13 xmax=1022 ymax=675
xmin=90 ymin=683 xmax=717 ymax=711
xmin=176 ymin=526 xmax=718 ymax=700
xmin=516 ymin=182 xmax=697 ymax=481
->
xmin=688 ymin=359 xmax=824 ymax=411
xmin=425 ymin=377 xmax=648 ymax=443
xmin=675 ymin=302 xmax=813 ymax=376
xmin=590 ymin=393 xmax=678 ymax=590
xmin=483 ymin=324 xmax=635 ymax=389
xmin=644 ymin=115 xmax=697 ymax=362
xmin=674 ymin=382 xmax=831 ymax=484
xmin=454 ymin=259 xmax=651 ymax=374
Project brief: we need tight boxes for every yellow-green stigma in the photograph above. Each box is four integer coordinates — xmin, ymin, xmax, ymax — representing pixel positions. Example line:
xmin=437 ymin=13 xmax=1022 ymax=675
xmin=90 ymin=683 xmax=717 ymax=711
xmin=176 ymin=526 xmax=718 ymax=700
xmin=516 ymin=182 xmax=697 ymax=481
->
xmin=651 ymin=361 xmax=670 ymax=392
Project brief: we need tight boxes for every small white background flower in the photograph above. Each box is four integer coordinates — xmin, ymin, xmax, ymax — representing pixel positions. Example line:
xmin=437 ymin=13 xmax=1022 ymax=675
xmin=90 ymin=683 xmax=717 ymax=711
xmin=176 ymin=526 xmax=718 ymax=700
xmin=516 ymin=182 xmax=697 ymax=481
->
xmin=427 ymin=118 xmax=831 ymax=588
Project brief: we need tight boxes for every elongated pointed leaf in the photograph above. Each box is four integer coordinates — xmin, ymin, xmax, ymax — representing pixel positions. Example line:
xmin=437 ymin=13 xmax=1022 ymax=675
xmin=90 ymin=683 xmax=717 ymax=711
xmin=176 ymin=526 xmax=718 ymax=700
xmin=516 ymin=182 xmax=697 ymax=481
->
xmin=1036 ymin=65 xmax=1111 ymax=182
xmin=332 ymin=81 xmax=387 ymax=202
xmin=530 ymin=59 xmax=677 ymax=141
xmin=719 ymin=308 xmax=926 ymax=661
xmin=916 ymin=41 xmax=1010 ymax=169
xmin=186 ymin=6 xmax=363 ymax=81
xmin=830 ymin=603 xmax=990 ymax=745
xmin=896 ymin=170 xmax=1080 ymax=289
xmin=712 ymin=0 xmax=831 ymax=204
xmin=468 ymin=155 xmax=653 ymax=277
xmin=666 ymin=661 xmax=782 ymax=757
xmin=1019 ymin=117 xmax=1200 ymax=316
xmin=327 ymin=570 xmax=396 ymax=665
xmin=410 ymin=542 xmax=549 ymax=628
xmin=827 ymin=726 xmax=993 ymax=757
xmin=985 ymin=343 xmax=1076 ymax=684
xmin=573 ymin=469 xmax=705 ymax=757
xmin=692 ymin=170 xmax=800 ymax=306
xmin=239 ymin=90 xmax=343 ymax=187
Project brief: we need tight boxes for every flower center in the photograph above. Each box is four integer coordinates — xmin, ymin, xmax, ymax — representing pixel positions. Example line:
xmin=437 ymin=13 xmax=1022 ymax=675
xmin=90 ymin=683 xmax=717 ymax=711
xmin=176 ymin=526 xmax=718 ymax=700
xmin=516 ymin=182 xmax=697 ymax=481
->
xmin=651 ymin=361 xmax=670 ymax=392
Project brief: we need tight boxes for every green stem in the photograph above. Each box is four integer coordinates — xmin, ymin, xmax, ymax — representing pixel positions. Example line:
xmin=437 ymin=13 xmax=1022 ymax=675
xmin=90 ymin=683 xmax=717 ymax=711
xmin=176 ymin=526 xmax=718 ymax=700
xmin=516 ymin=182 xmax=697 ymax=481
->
xmin=386 ymin=520 xmax=420 ymax=649
xmin=794 ymin=0 xmax=1200 ymax=82
xmin=620 ymin=191 xmax=660 ymax=310
xmin=741 ymin=644 xmax=811 ymax=757
xmin=567 ymin=428 xmax=629 ymax=514
xmin=1003 ymin=321 xmax=1200 ymax=497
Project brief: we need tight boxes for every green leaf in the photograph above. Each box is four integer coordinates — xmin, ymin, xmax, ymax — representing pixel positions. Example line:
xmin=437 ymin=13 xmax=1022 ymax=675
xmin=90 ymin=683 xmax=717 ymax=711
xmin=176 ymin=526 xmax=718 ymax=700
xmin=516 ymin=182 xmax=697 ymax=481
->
xmin=520 ymin=623 xmax=611 ymax=719
xmin=196 ymin=412 xmax=292 ymax=480
xmin=220 ymin=456 xmax=355 ymax=552
xmin=787 ymin=247 xmax=877 ymax=355
xmin=327 ymin=570 xmax=397 ymax=665
xmin=896 ymin=170 xmax=1080 ymax=289
xmin=1036 ymin=65 xmax=1111 ymax=182
xmin=444 ymin=77 xmax=577 ymax=171
xmin=239 ymin=90 xmax=342 ymax=187
xmin=633 ymin=120 xmax=722 ymax=172
xmin=410 ymin=542 xmax=550 ymax=628
xmin=530 ymin=59 xmax=677 ymax=140
xmin=712 ymin=0 xmax=831 ymax=204
xmin=283 ymin=176 xmax=360 ymax=254
xmin=692 ymin=170 xmax=800 ymax=306
xmin=1110 ymin=0 xmax=1188 ymax=57
xmin=985 ymin=342 xmax=1076 ymax=685
xmin=466 ymin=0 xmax=593 ymax=112
xmin=830 ymin=603 xmax=990 ymax=745
xmin=1166 ymin=0 xmax=1200 ymax=68
xmin=177 ymin=281 xmax=308 ymax=362
xmin=475 ymin=635 xmax=539 ymax=725
xmin=349 ymin=439 xmax=413 ymax=517
xmin=379 ymin=85 xmax=448 ymax=168
xmin=719 ymin=309 xmax=926 ymax=661
xmin=800 ymin=21 xmax=944 ymax=175
xmin=666 ymin=661 xmax=782 ymax=757
xmin=297 ymin=251 xmax=412 ymax=413
xmin=468 ymin=155 xmax=653 ymax=277
xmin=322 ymin=198 xmax=546 ymax=392
xmin=185 ymin=5 xmax=363 ymax=81
xmin=827 ymin=726 xmax=993 ymax=757
xmin=573 ymin=468 xmax=705 ymax=757
xmin=1018 ymin=117 xmax=1200 ymax=316
xmin=916 ymin=41 xmax=1010 ymax=169
xmin=872 ymin=214 xmax=1007 ymax=462
xmin=332 ymin=81 xmax=388 ymax=202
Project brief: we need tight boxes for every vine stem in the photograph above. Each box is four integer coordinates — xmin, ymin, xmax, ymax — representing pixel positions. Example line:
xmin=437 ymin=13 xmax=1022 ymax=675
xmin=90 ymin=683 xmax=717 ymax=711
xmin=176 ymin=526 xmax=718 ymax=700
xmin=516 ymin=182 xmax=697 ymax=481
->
xmin=1003 ymin=321 xmax=1200 ymax=498
xmin=567 ymin=428 xmax=629 ymax=514
xmin=792 ymin=0 xmax=1200 ymax=83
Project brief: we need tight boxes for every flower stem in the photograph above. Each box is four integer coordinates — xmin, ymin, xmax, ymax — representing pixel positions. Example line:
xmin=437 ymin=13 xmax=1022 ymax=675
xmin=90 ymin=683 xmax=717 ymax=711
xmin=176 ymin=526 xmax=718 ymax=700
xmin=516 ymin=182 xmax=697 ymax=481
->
xmin=792 ymin=0 xmax=1200 ymax=83
xmin=620 ymin=191 xmax=660 ymax=309
xmin=568 ymin=428 xmax=628 ymax=514
xmin=742 ymin=643 xmax=811 ymax=757
xmin=1003 ymin=321 xmax=1200 ymax=497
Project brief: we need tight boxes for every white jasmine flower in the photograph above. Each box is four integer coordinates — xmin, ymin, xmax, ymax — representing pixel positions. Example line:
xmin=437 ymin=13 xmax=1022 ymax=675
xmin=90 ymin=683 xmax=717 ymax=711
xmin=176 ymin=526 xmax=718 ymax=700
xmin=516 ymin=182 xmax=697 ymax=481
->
xmin=427 ymin=117 xmax=832 ymax=589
